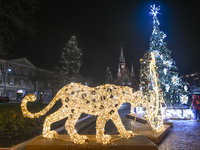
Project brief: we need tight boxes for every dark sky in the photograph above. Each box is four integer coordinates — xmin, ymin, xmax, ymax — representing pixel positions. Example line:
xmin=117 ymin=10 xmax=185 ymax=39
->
xmin=14 ymin=0 xmax=200 ymax=83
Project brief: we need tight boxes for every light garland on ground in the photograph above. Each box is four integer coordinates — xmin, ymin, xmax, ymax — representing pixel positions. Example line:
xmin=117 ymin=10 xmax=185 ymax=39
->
xmin=133 ymin=107 xmax=194 ymax=120
xmin=165 ymin=108 xmax=194 ymax=119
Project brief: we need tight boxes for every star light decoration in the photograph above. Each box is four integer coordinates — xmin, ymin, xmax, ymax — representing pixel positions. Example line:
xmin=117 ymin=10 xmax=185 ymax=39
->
xmin=163 ymin=68 xmax=167 ymax=75
xmin=180 ymin=95 xmax=188 ymax=104
xmin=165 ymin=84 xmax=170 ymax=92
xmin=172 ymin=75 xmax=179 ymax=86
xmin=149 ymin=4 xmax=161 ymax=17
xmin=163 ymin=60 xmax=172 ymax=67
xmin=21 ymin=52 xmax=165 ymax=144
xmin=184 ymin=85 xmax=188 ymax=92
xmin=152 ymin=50 xmax=160 ymax=57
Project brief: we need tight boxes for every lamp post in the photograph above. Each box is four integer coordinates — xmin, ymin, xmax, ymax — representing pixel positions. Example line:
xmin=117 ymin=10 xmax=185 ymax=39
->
xmin=3 ymin=68 xmax=11 ymax=96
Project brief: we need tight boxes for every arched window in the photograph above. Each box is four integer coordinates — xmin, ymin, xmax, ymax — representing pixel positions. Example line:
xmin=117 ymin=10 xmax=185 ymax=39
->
xmin=122 ymin=76 xmax=130 ymax=85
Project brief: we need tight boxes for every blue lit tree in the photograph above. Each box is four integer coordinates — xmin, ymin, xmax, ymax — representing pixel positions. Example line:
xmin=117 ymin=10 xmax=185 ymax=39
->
xmin=140 ymin=5 xmax=188 ymax=105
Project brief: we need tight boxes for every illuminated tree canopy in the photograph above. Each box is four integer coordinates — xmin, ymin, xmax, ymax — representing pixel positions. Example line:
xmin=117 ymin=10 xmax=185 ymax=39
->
xmin=140 ymin=5 xmax=188 ymax=105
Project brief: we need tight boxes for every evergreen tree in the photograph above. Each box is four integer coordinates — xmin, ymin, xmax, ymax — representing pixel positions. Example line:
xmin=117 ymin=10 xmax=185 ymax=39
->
xmin=105 ymin=67 xmax=113 ymax=84
xmin=60 ymin=36 xmax=82 ymax=82
xmin=140 ymin=5 xmax=188 ymax=105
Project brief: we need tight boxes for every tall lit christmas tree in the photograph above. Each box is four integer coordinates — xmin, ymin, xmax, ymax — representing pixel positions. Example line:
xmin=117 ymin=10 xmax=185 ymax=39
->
xmin=140 ymin=5 xmax=188 ymax=105
xmin=60 ymin=35 xmax=82 ymax=82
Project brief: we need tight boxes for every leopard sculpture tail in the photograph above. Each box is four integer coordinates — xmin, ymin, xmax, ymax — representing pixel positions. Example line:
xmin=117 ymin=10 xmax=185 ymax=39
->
xmin=21 ymin=87 xmax=64 ymax=118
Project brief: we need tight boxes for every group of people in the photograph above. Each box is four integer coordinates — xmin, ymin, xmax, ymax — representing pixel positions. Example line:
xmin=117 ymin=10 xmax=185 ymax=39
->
xmin=192 ymin=94 xmax=200 ymax=122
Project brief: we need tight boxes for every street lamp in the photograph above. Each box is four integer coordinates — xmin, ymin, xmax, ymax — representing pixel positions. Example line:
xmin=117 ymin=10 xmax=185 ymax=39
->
xmin=3 ymin=68 xmax=11 ymax=96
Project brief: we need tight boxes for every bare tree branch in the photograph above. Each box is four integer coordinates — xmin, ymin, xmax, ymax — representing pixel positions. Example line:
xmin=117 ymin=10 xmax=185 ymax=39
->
xmin=0 ymin=0 xmax=39 ymax=58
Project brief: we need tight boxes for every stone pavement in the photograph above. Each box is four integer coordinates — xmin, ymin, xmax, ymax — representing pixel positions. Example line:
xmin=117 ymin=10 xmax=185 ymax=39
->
xmin=71 ymin=105 xmax=200 ymax=150
xmin=158 ymin=120 xmax=200 ymax=150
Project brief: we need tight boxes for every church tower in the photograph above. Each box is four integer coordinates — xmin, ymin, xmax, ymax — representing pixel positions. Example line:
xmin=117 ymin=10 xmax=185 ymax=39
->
xmin=114 ymin=44 xmax=138 ymax=91
xmin=117 ymin=44 xmax=125 ymax=77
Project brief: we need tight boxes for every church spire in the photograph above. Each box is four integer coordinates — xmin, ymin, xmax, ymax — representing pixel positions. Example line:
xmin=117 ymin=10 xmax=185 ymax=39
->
xmin=119 ymin=44 xmax=125 ymax=63
xmin=131 ymin=63 xmax=135 ymax=76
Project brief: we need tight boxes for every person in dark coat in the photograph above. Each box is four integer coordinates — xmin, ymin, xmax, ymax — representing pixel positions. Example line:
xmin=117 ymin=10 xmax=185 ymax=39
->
xmin=192 ymin=94 xmax=200 ymax=121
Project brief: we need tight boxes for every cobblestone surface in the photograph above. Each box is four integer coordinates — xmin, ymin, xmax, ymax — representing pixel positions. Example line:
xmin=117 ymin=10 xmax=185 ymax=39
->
xmin=61 ymin=103 xmax=200 ymax=150
xmin=158 ymin=120 xmax=200 ymax=150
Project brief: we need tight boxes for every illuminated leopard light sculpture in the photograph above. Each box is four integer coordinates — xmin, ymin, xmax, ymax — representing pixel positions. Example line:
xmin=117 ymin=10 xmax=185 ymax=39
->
xmin=21 ymin=52 xmax=164 ymax=144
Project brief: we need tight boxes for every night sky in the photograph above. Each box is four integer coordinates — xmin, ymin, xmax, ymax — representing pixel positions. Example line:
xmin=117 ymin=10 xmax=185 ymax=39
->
xmin=14 ymin=0 xmax=200 ymax=83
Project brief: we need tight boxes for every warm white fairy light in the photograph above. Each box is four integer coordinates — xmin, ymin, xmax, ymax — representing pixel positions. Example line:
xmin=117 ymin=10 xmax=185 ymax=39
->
xmin=21 ymin=52 xmax=165 ymax=144
xmin=146 ymin=52 xmax=165 ymax=132
xmin=21 ymin=83 xmax=145 ymax=144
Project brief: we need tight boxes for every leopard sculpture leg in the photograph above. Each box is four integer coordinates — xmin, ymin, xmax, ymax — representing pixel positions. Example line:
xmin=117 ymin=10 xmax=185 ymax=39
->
xmin=96 ymin=113 xmax=111 ymax=144
xmin=43 ymin=106 xmax=68 ymax=138
xmin=96 ymin=112 xmax=134 ymax=144
xmin=65 ymin=109 xmax=89 ymax=144
xmin=111 ymin=112 xmax=133 ymax=138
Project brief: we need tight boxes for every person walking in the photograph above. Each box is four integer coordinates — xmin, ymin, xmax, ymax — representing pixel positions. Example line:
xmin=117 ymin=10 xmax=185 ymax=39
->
xmin=192 ymin=94 xmax=200 ymax=122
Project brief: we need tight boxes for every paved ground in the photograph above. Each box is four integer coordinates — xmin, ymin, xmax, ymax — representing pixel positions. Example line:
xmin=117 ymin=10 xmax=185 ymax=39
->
xmin=158 ymin=120 xmax=200 ymax=150
xmin=60 ymin=103 xmax=200 ymax=150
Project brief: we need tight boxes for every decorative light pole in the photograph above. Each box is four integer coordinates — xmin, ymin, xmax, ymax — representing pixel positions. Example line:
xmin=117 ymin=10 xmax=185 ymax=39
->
xmin=3 ymin=68 xmax=11 ymax=96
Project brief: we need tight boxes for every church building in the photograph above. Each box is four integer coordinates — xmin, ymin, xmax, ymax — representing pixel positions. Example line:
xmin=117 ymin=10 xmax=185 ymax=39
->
xmin=114 ymin=45 xmax=138 ymax=91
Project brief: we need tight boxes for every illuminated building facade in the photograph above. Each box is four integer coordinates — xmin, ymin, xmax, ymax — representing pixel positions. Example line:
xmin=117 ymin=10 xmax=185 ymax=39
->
xmin=0 ymin=58 xmax=55 ymax=101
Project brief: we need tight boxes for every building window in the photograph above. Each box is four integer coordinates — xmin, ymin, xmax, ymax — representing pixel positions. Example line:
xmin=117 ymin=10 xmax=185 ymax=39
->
xmin=1 ymin=65 xmax=4 ymax=71
xmin=11 ymin=67 xmax=15 ymax=73
xmin=28 ymin=80 xmax=32 ymax=87
xmin=36 ymin=81 xmax=39 ymax=88
xmin=8 ymin=91 xmax=13 ymax=98
xmin=191 ymin=73 xmax=198 ymax=76
xmin=10 ymin=78 xmax=14 ymax=85
xmin=20 ymin=79 xmax=24 ymax=86
xmin=21 ymin=69 xmax=24 ymax=75
xmin=29 ymin=71 xmax=32 ymax=76
xmin=0 ymin=77 xmax=2 ymax=84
